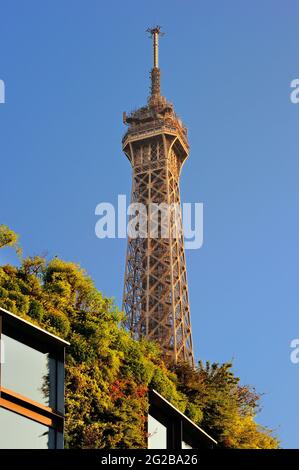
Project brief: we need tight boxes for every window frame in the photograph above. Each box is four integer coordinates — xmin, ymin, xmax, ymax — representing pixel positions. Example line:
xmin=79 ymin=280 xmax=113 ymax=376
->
xmin=0 ymin=308 xmax=69 ymax=449
xmin=148 ymin=389 xmax=218 ymax=449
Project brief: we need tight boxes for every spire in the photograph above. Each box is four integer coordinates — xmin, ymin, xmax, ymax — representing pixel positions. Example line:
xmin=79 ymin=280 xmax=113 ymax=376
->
xmin=147 ymin=26 xmax=164 ymax=103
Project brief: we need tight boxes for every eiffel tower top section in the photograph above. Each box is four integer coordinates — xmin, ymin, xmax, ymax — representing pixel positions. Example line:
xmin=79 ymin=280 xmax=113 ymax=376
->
xmin=122 ymin=26 xmax=189 ymax=157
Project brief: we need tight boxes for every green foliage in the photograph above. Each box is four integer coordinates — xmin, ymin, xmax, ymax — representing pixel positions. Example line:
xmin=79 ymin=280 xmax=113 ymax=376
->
xmin=0 ymin=229 xmax=280 ymax=449
xmin=0 ymin=225 xmax=22 ymax=257
xmin=43 ymin=307 xmax=71 ymax=336
xmin=28 ymin=300 xmax=44 ymax=321
xmin=172 ymin=361 xmax=279 ymax=448
xmin=0 ymin=225 xmax=18 ymax=249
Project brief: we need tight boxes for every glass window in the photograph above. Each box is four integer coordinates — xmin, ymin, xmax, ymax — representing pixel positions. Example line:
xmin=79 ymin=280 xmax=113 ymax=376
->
xmin=1 ymin=334 xmax=57 ymax=407
xmin=0 ymin=408 xmax=55 ymax=449
xmin=148 ymin=414 xmax=167 ymax=449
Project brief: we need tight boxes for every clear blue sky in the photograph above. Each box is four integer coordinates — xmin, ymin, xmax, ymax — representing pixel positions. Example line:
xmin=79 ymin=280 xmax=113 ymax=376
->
xmin=0 ymin=0 xmax=298 ymax=448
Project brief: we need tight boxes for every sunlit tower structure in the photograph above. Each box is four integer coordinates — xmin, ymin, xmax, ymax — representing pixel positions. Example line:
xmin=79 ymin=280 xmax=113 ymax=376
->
xmin=122 ymin=27 xmax=194 ymax=366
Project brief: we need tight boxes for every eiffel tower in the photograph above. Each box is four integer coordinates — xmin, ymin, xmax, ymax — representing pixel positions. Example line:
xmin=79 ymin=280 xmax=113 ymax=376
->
xmin=122 ymin=27 xmax=194 ymax=365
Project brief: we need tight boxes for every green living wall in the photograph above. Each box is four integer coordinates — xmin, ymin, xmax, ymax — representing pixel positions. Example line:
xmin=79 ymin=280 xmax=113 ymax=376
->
xmin=0 ymin=225 xmax=279 ymax=448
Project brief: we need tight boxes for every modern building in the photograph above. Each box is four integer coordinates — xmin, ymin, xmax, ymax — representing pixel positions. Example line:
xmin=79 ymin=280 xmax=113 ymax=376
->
xmin=0 ymin=307 xmax=69 ymax=449
xmin=122 ymin=27 xmax=194 ymax=366
xmin=148 ymin=390 xmax=217 ymax=449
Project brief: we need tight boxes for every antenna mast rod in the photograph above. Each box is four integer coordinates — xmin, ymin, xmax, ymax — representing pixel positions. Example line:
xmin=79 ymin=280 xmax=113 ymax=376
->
xmin=147 ymin=25 xmax=164 ymax=68
xmin=146 ymin=26 xmax=164 ymax=101
xmin=153 ymin=28 xmax=159 ymax=68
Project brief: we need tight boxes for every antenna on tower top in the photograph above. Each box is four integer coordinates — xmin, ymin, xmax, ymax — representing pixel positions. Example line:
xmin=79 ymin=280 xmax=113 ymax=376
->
xmin=146 ymin=25 xmax=164 ymax=69
xmin=146 ymin=26 xmax=164 ymax=102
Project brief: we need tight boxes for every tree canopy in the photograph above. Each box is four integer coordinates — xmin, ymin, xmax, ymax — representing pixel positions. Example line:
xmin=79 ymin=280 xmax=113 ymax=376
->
xmin=0 ymin=227 xmax=279 ymax=448
xmin=0 ymin=224 xmax=21 ymax=256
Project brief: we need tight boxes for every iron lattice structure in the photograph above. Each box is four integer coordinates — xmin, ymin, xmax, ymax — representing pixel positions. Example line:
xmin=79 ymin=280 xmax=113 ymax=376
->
xmin=122 ymin=27 xmax=194 ymax=366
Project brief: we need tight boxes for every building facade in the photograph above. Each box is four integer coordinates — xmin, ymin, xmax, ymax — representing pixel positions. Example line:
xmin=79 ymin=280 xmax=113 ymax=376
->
xmin=0 ymin=307 xmax=68 ymax=449
xmin=148 ymin=390 xmax=217 ymax=449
